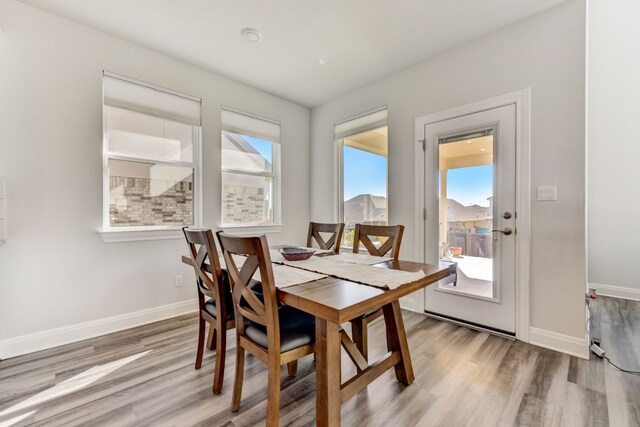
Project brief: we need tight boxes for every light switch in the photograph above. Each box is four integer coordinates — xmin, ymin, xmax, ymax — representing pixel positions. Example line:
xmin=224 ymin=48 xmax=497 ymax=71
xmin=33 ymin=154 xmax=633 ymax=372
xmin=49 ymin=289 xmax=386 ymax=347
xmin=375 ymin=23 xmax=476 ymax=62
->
xmin=537 ymin=185 xmax=557 ymax=201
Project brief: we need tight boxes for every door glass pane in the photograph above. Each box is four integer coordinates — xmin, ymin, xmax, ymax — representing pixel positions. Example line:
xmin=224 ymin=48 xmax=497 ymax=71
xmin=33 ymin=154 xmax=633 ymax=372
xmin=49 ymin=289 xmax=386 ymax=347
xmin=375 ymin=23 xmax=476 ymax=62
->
xmin=222 ymin=172 xmax=273 ymax=225
xmin=108 ymin=159 xmax=193 ymax=227
xmin=438 ymin=135 xmax=494 ymax=298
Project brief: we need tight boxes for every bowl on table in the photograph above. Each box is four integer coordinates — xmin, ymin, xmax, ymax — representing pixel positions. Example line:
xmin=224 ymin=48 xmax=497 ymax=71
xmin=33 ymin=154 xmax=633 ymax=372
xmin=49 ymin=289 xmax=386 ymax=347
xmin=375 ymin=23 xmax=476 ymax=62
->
xmin=449 ymin=246 xmax=463 ymax=257
xmin=279 ymin=247 xmax=315 ymax=261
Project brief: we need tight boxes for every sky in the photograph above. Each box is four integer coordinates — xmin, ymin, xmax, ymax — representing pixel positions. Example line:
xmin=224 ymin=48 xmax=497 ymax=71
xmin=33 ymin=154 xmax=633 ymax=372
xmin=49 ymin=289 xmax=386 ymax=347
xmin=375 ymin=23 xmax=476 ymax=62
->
xmin=244 ymin=134 xmax=492 ymax=207
xmin=444 ymin=165 xmax=493 ymax=206
xmin=343 ymin=146 xmax=387 ymax=200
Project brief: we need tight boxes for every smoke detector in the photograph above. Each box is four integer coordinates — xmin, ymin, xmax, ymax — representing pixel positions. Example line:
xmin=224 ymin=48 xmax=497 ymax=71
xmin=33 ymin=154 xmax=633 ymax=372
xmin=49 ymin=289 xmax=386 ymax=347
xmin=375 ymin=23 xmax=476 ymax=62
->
xmin=241 ymin=28 xmax=262 ymax=43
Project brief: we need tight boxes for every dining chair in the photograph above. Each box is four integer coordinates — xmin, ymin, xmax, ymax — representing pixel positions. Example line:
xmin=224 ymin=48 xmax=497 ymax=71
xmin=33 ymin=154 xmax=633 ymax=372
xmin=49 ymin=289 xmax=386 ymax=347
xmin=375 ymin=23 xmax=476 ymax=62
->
xmin=350 ymin=224 xmax=405 ymax=365
xmin=182 ymin=227 xmax=234 ymax=394
xmin=306 ymin=221 xmax=345 ymax=253
xmin=217 ymin=232 xmax=315 ymax=426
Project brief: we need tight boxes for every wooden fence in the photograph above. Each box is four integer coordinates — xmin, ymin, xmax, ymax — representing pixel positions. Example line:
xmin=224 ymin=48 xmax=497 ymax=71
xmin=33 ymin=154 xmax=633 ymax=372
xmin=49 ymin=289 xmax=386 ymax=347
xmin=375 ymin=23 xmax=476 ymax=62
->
xmin=447 ymin=231 xmax=492 ymax=258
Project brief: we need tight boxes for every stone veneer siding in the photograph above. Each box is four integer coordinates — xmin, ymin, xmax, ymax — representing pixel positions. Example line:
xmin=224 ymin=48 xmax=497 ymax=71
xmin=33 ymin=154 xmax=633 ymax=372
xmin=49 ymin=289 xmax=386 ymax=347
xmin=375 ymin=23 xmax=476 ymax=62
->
xmin=223 ymin=185 xmax=266 ymax=223
xmin=109 ymin=176 xmax=193 ymax=226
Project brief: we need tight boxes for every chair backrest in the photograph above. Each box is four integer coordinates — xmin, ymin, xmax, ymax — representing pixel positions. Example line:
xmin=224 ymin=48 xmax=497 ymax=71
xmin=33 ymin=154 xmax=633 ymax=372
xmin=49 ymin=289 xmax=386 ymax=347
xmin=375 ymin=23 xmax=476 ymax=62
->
xmin=353 ymin=224 xmax=405 ymax=260
xmin=182 ymin=227 xmax=226 ymax=313
xmin=216 ymin=232 xmax=280 ymax=349
xmin=306 ymin=222 xmax=345 ymax=253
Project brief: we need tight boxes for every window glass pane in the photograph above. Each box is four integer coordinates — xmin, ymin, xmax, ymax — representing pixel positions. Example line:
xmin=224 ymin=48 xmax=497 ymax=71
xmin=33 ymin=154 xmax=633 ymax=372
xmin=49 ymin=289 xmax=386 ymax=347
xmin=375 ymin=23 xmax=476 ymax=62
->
xmin=222 ymin=131 xmax=273 ymax=173
xmin=222 ymin=172 xmax=273 ymax=224
xmin=341 ymin=126 xmax=388 ymax=247
xmin=108 ymin=159 xmax=193 ymax=227
xmin=107 ymin=106 xmax=194 ymax=162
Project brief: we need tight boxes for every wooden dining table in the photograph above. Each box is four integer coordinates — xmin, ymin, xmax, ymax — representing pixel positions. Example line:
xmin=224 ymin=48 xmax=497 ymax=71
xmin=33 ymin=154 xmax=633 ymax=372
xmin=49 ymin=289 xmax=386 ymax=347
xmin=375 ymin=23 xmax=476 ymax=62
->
xmin=181 ymin=251 xmax=449 ymax=426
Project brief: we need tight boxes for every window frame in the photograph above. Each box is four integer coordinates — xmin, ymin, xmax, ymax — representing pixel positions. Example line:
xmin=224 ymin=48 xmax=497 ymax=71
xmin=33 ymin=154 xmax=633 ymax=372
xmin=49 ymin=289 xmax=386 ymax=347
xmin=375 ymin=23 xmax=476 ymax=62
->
xmin=99 ymin=102 xmax=202 ymax=242
xmin=219 ymin=111 xmax=282 ymax=231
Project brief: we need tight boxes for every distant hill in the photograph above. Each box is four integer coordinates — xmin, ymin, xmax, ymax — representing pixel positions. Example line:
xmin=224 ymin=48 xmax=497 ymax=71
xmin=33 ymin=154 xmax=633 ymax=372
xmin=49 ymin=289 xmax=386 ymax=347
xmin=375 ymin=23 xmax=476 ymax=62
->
xmin=343 ymin=194 xmax=490 ymax=224
xmin=446 ymin=198 xmax=491 ymax=222
xmin=344 ymin=194 xmax=387 ymax=223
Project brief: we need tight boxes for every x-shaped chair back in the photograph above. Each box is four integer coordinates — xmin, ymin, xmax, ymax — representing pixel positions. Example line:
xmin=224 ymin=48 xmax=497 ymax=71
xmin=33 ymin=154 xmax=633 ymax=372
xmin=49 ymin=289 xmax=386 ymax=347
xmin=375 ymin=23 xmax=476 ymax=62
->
xmin=306 ymin=222 xmax=345 ymax=253
xmin=182 ymin=227 xmax=225 ymax=308
xmin=352 ymin=224 xmax=405 ymax=260
xmin=217 ymin=232 xmax=281 ymax=349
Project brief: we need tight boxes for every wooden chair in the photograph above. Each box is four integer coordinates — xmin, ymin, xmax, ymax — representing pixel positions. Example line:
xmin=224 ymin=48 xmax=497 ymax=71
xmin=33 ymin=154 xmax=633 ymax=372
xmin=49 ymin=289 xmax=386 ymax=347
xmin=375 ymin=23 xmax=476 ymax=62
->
xmin=182 ymin=227 xmax=234 ymax=394
xmin=350 ymin=224 xmax=405 ymax=365
xmin=306 ymin=222 xmax=345 ymax=253
xmin=217 ymin=232 xmax=315 ymax=427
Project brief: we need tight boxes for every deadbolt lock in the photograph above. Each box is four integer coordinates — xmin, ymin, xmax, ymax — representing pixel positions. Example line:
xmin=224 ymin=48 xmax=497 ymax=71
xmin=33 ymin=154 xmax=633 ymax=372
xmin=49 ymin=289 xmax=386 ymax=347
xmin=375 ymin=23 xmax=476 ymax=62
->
xmin=503 ymin=211 xmax=512 ymax=219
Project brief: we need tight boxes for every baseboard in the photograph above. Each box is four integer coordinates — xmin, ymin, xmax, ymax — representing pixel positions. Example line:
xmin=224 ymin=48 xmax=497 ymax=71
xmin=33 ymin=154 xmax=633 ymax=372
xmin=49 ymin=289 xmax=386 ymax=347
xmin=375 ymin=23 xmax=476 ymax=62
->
xmin=400 ymin=295 xmax=417 ymax=312
xmin=529 ymin=327 xmax=589 ymax=359
xmin=589 ymin=282 xmax=640 ymax=302
xmin=399 ymin=291 xmax=425 ymax=313
xmin=0 ymin=299 xmax=199 ymax=360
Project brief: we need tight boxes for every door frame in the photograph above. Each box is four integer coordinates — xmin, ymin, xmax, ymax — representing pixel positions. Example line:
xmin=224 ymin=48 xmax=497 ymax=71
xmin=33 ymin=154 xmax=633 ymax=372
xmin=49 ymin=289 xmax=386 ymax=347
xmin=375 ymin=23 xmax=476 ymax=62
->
xmin=413 ymin=88 xmax=531 ymax=342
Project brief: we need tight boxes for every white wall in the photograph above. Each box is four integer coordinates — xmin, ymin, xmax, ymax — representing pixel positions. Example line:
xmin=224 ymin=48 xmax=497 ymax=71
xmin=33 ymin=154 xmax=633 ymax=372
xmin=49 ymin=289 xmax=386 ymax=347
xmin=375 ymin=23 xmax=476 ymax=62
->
xmin=311 ymin=0 xmax=587 ymax=340
xmin=0 ymin=0 xmax=310 ymax=355
xmin=588 ymin=0 xmax=640 ymax=301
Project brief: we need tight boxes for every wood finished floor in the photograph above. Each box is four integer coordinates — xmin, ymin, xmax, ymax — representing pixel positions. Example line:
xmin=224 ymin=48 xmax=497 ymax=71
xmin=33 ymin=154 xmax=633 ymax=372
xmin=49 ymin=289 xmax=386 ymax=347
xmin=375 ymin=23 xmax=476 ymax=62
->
xmin=0 ymin=296 xmax=638 ymax=427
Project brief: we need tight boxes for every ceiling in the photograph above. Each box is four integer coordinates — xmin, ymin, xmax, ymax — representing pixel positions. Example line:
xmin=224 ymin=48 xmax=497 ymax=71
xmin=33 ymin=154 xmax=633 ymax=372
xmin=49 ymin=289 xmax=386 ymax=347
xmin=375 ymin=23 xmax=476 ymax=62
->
xmin=440 ymin=136 xmax=494 ymax=170
xmin=21 ymin=0 xmax=568 ymax=107
xmin=345 ymin=126 xmax=388 ymax=157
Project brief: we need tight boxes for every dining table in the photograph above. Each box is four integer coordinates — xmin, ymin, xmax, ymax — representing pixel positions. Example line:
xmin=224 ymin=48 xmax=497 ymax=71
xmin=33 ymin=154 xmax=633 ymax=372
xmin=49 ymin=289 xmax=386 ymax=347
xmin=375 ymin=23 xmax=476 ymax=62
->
xmin=181 ymin=247 xmax=450 ymax=427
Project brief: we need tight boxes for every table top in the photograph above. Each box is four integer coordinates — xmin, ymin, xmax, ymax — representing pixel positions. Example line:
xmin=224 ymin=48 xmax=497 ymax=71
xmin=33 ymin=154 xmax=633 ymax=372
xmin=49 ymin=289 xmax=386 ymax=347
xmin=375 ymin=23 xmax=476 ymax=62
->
xmin=182 ymin=254 xmax=449 ymax=324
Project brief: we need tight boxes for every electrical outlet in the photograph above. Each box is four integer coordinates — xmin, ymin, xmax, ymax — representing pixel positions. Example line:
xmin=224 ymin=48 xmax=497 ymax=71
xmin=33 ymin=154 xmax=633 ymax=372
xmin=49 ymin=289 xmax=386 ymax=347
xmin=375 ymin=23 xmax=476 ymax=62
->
xmin=174 ymin=275 xmax=183 ymax=287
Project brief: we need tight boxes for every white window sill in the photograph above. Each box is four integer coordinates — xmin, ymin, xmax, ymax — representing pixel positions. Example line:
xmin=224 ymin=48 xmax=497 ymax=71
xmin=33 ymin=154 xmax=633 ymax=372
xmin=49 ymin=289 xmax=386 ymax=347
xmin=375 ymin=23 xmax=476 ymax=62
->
xmin=218 ymin=224 xmax=284 ymax=236
xmin=98 ymin=227 xmax=185 ymax=243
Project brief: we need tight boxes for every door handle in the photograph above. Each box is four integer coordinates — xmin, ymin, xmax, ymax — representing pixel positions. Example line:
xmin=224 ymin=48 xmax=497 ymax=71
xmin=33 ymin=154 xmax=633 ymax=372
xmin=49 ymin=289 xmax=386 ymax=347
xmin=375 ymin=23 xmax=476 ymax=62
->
xmin=491 ymin=227 xmax=513 ymax=236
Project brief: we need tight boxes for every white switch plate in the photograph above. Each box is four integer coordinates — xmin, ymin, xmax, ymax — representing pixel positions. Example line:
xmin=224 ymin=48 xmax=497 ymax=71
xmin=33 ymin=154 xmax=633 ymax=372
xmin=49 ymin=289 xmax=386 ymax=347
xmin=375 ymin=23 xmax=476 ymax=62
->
xmin=537 ymin=185 xmax=557 ymax=201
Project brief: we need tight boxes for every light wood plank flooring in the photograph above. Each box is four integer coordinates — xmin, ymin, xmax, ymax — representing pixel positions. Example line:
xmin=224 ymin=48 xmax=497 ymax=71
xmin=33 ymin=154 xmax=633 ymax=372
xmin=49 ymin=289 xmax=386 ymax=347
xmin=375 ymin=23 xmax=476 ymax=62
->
xmin=0 ymin=297 xmax=638 ymax=426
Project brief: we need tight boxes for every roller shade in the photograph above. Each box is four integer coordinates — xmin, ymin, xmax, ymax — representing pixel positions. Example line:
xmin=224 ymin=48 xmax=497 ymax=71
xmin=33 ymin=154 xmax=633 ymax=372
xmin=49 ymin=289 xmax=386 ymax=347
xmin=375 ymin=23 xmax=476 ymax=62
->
xmin=221 ymin=107 xmax=280 ymax=142
xmin=103 ymin=71 xmax=202 ymax=126
xmin=334 ymin=107 xmax=387 ymax=140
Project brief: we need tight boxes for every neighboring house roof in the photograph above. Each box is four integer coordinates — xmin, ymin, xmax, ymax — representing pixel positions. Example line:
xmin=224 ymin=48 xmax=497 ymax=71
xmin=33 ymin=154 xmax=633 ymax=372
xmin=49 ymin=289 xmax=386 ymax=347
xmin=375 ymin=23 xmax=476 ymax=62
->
xmin=222 ymin=130 xmax=273 ymax=170
xmin=344 ymin=194 xmax=387 ymax=223
xmin=446 ymin=198 xmax=491 ymax=222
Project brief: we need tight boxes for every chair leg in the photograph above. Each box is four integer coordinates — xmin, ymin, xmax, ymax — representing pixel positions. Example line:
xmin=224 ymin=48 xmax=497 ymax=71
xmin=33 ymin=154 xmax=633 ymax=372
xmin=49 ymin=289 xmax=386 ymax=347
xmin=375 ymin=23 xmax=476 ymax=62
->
xmin=207 ymin=325 xmax=216 ymax=350
xmin=287 ymin=361 xmax=298 ymax=377
xmin=195 ymin=316 xmax=206 ymax=370
xmin=231 ymin=341 xmax=245 ymax=412
xmin=212 ymin=322 xmax=227 ymax=394
xmin=266 ymin=357 xmax=281 ymax=427
xmin=350 ymin=317 xmax=368 ymax=362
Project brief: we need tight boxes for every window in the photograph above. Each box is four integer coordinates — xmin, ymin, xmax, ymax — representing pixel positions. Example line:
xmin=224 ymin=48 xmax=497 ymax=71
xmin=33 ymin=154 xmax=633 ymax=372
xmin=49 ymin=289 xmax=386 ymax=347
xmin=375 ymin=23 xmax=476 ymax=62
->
xmin=335 ymin=108 xmax=388 ymax=247
xmin=221 ymin=108 xmax=281 ymax=226
xmin=102 ymin=72 xmax=201 ymax=232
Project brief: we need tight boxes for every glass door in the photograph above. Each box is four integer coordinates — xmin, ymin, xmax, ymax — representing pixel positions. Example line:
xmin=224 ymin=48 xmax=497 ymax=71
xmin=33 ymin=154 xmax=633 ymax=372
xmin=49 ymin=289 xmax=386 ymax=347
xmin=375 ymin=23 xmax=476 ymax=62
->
xmin=424 ymin=104 xmax=516 ymax=334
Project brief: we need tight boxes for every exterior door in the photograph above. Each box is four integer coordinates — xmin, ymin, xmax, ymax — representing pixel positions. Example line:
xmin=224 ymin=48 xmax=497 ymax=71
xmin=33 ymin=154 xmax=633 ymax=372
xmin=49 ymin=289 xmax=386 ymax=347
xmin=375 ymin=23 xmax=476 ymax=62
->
xmin=424 ymin=104 xmax=516 ymax=334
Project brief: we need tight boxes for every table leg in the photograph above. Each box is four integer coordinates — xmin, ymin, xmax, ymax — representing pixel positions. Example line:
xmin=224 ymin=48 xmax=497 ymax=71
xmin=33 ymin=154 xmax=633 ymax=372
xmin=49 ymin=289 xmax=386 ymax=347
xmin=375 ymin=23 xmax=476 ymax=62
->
xmin=382 ymin=300 xmax=415 ymax=385
xmin=315 ymin=318 xmax=342 ymax=427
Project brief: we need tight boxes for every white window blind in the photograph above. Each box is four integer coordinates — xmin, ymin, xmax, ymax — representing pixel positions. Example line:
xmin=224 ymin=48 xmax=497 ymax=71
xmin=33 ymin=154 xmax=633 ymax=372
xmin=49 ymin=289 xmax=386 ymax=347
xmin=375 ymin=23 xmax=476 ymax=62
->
xmin=221 ymin=107 xmax=280 ymax=142
xmin=103 ymin=71 xmax=202 ymax=126
xmin=334 ymin=107 xmax=387 ymax=140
